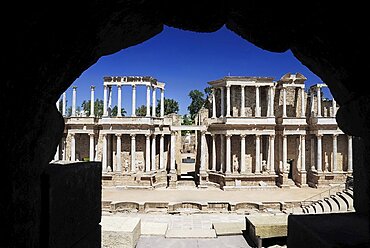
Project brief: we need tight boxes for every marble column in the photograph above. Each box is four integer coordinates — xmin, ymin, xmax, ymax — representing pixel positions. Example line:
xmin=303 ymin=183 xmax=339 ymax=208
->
xmin=211 ymin=134 xmax=216 ymax=171
xmin=62 ymin=137 xmax=66 ymax=160
xmin=145 ymin=134 xmax=150 ymax=172
xmin=131 ymin=134 xmax=136 ymax=172
xmin=90 ymin=86 xmax=95 ymax=117
xmin=117 ymin=85 xmax=122 ymax=117
xmin=311 ymin=136 xmax=315 ymax=169
xmin=212 ymin=88 xmax=216 ymax=118
xmin=255 ymin=86 xmax=261 ymax=117
xmin=332 ymin=99 xmax=337 ymax=117
xmin=310 ymin=91 xmax=315 ymax=115
xmin=333 ymin=134 xmax=338 ymax=172
xmin=160 ymin=89 xmax=165 ymax=117
xmin=240 ymin=134 xmax=246 ymax=173
xmin=317 ymin=87 xmax=322 ymax=117
xmin=282 ymin=87 xmax=287 ymax=117
xmin=72 ymin=86 xmax=77 ymax=117
xmin=226 ymin=134 xmax=232 ymax=173
xmin=301 ymin=135 xmax=306 ymax=172
xmin=170 ymin=131 xmax=176 ymax=172
xmin=131 ymin=85 xmax=136 ymax=117
xmin=226 ymin=85 xmax=231 ymax=117
xmin=56 ymin=99 xmax=60 ymax=112
xmin=348 ymin=135 xmax=353 ymax=172
xmin=301 ymin=87 xmax=305 ymax=117
xmin=282 ymin=135 xmax=287 ymax=172
xmin=200 ymin=131 xmax=206 ymax=171
xmin=152 ymin=87 xmax=156 ymax=117
xmin=71 ymin=133 xmax=76 ymax=161
xmin=317 ymin=134 xmax=323 ymax=172
xmin=62 ymin=92 xmax=66 ymax=116
xmin=152 ymin=134 xmax=156 ymax=171
xmin=116 ymin=134 xmax=121 ymax=172
xmin=220 ymin=87 xmax=225 ymax=118
xmin=220 ymin=134 xmax=225 ymax=172
xmin=159 ymin=134 xmax=164 ymax=170
xmin=54 ymin=142 xmax=59 ymax=161
xmin=241 ymin=86 xmax=245 ymax=117
xmin=146 ymin=85 xmax=151 ymax=117
xmin=89 ymin=133 xmax=94 ymax=162
xmin=255 ymin=134 xmax=261 ymax=174
xmin=270 ymin=135 xmax=275 ymax=172
xmin=103 ymin=85 xmax=108 ymax=117
xmin=102 ymin=134 xmax=107 ymax=172
xmin=269 ymin=86 xmax=275 ymax=117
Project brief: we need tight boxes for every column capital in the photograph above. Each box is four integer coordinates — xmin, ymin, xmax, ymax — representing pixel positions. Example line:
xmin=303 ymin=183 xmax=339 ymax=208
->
xmin=210 ymin=133 xmax=216 ymax=137
xmin=145 ymin=133 xmax=150 ymax=138
xmin=255 ymin=134 xmax=261 ymax=138
xmin=104 ymin=85 xmax=108 ymax=89
xmin=160 ymin=133 xmax=165 ymax=138
xmin=301 ymin=134 xmax=306 ymax=138
xmin=240 ymin=134 xmax=246 ymax=139
xmin=270 ymin=134 xmax=275 ymax=139
xmin=201 ymin=130 xmax=207 ymax=135
xmin=89 ymin=133 xmax=95 ymax=137
xmin=115 ymin=133 xmax=122 ymax=137
xmin=225 ymin=85 xmax=231 ymax=89
xmin=152 ymin=133 xmax=157 ymax=138
xmin=225 ymin=134 xmax=232 ymax=138
xmin=130 ymin=133 xmax=136 ymax=138
xmin=70 ymin=133 xmax=75 ymax=137
xmin=316 ymin=134 xmax=323 ymax=137
xmin=72 ymin=86 xmax=77 ymax=89
xmin=102 ymin=133 xmax=107 ymax=137
xmin=90 ymin=85 xmax=95 ymax=90
xmin=240 ymin=85 xmax=245 ymax=89
xmin=333 ymin=133 xmax=339 ymax=137
xmin=255 ymin=85 xmax=260 ymax=88
xmin=117 ymin=85 xmax=121 ymax=89
xmin=132 ymin=84 xmax=136 ymax=89
xmin=171 ymin=131 xmax=177 ymax=136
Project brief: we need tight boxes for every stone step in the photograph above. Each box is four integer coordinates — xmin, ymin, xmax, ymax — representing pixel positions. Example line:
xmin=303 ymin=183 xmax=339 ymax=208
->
xmin=212 ymin=222 xmax=245 ymax=236
xmin=165 ymin=229 xmax=216 ymax=238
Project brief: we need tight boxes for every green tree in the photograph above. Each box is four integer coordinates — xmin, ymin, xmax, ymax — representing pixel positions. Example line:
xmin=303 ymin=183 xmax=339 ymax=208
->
xmin=203 ymin=86 xmax=212 ymax=110
xmin=188 ymin=89 xmax=205 ymax=121
xmin=156 ymin=98 xmax=179 ymax=116
xmin=111 ymin=105 xmax=126 ymax=117
xmin=81 ymin=99 xmax=104 ymax=117
xmin=136 ymin=105 xmax=148 ymax=116
xmin=181 ymin=114 xmax=194 ymax=135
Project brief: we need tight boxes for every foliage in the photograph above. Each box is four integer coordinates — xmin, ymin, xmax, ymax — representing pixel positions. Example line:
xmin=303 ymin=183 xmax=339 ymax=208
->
xmin=136 ymin=104 xmax=148 ymax=116
xmin=156 ymin=98 xmax=179 ymax=116
xmin=81 ymin=99 xmax=104 ymax=117
xmin=188 ymin=89 xmax=205 ymax=121
xmin=111 ymin=105 xmax=126 ymax=117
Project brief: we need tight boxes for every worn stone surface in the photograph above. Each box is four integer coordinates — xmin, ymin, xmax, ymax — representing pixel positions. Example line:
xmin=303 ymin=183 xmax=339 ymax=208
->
xmin=246 ymin=214 xmax=288 ymax=239
xmin=212 ymin=222 xmax=245 ymax=236
xmin=141 ymin=222 xmax=168 ymax=236
xmin=165 ymin=228 xmax=217 ymax=238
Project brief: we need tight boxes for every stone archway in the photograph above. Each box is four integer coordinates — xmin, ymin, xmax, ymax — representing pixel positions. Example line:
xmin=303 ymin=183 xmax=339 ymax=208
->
xmin=2 ymin=1 xmax=370 ymax=247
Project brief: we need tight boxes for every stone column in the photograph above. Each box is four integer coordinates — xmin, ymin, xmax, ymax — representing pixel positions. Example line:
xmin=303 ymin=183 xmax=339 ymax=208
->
xmin=301 ymin=135 xmax=306 ymax=172
xmin=226 ymin=85 xmax=231 ymax=117
xmin=301 ymin=87 xmax=305 ymax=117
xmin=348 ymin=135 xmax=353 ymax=172
xmin=117 ymin=85 xmax=122 ymax=117
xmin=131 ymin=85 xmax=136 ymax=117
xmin=220 ymin=134 xmax=225 ymax=172
xmin=102 ymin=134 xmax=107 ymax=172
xmin=226 ymin=134 xmax=232 ymax=173
xmin=146 ymin=85 xmax=151 ymax=117
xmin=116 ymin=134 xmax=121 ymax=172
xmin=89 ymin=133 xmax=94 ymax=161
xmin=270 ymin=135 xmax=275 ymax=172
xmin=212 ymin=88 xmax=216 ymax=118
xmin=333 ymin=134 xmax=338 ymax=172
xmin=211 ymin=134 xmax=216 ymax=171
xmin=56 ymin=99 xmax=60 ymax=112
xmin=72 ymin=86 xmax=77 ymax=117
xmin=255 ymin=134 xmax=261 ymax=174
xmin=145 ymin=134 xmax=150 ymax=172
xmin=160 ymin=89 xmax=165 ymax=118
xmin=108 ymin=86 xmax=112 ymax=112
xmin=310 ymin=91 xmax=315 ymax=115
xmin=269 ymin=86 xmax=275 ymax=117
xmin=220 ymin=87 xmax=225 ymax=118
xmin=152 ymin=134 xmax=156 ymax=171
xmin=317 ymin=134 xmax=323 ymax=172
xmin=103 ymin=85 xmax=108 ymax=117
xmin=311 ymin=136 xmax=315 ymax=169
xmin=240 ymin=134 xmax=246 ymax=173
xmin=152 ymin=87 xmax=156 ymax=117
xmin=282 ymin=87 xmax=287 ymax=117
xmin=241 ymin=86 xmax=245 ymax=117
xmin=332 ymin=98 xmax=337 ymax=117
xmin=317 ymin=86 xmax=322 ymax=117
xmin=200 ymin=131 xmax=206 ymax=171
xmin=131 ymin=134 xmax=136 ymax=172
xmin=62 ymin=137 xmax=66 ymax=160
xmin=90 ymin=86 xmax=95 ymax=117
xmin=62 ymin=92 xmax=66 ymax=116
xmin=170 ymin=131 xmax=176 ymax=172
xmin=54 ymin=142 xmax=59 ymax=161
xmin=70 ymin=133 xmax=76 ymax=161
xmin=159 ymin=134 xmax=164 ymax=170
xmin=255 ymin=86 xmax=261 ymax=117
xmin=282 ymin=135 xmax=287 ymax=172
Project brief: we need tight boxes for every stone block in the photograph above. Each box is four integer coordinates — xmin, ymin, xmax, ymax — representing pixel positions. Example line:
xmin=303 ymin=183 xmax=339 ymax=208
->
xmin=141 ymin=222 xmax=168 ymax=236
xmin=101 ymin=216 xmax=141 ymax=248
xmin=165 ymin=229 xmax=216 ymax=238
xmin=212 ymin=222 xmax=245 ymax=236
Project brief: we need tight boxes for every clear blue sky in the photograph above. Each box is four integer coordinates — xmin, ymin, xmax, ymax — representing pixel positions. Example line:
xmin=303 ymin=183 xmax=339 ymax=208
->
xmin=68 ymin=25 xmax=330 ymax=115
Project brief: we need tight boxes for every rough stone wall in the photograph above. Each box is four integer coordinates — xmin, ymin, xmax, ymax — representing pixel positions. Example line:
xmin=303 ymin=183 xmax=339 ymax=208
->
xmin=75 ymin=133 xmax=89 ymax=161
xmin=276 ymin=87 xmax=301 ymax=117
xmin=231 ymin=135 xmax=241 ymax=173
xmin=287 ymin=135 xmax=300 ymax=180
xmin=231 ymin=85 xmax=241 ymax=117
xmin=244 ymin=87 xmax=256 ymax=116
xmin=246 ymin=135 xmax=255 ymax=173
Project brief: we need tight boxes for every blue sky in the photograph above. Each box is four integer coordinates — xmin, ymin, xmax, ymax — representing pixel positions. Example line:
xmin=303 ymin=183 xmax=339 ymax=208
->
xmin=67 ymin=25 xmax=330 ymax=115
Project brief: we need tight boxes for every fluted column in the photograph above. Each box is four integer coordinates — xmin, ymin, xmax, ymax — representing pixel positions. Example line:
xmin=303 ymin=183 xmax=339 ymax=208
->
xmin=170 ymin=131 xmax=176 ymax=172
xmin=333 ymin=134 xmax=338 ymax=172
xmin=310 ymin=91 xmax=315 ymax=115
xmin=89 ymin=133 xmax=94 ymax=161
xmin=145 ymin=134 xmax=150 ymax=172
xmin=72 ymin=86 xmax=77 ymax=117
xmin=200 ymin=131 xmax=206 ymax=171
xmin=255 ymin=134 xmax=261 ymax=174
xmin=240 ymin=86 xmax=245 ymax=117
xmin=152 ymin=87 xmax=156 ymax=117
xmin=240 ymin=134 xmax=246 ymax=173
xmin=317 ymin=134 xmax=322 ymax=172
xmin=348 ymin=135 xmax=353 ymax=172
xmin=159 ymin=134 xmax=164 ymax=170
xmin=151 ymin=134 xmax=156 ymax=171
xmin=255 ymin=86 xmax=261 ymax=117
xmin=301 ymin=87 xmax=305 ymax=117
xmin=317 ymin=87 xmax=322 ymax=117
xmin=226 ymin=134 xmax=232 ymax=173
xmin=131 ymin=85 xmax=136 ymax=117
xmin=226 ymin=85 xmax=231 ymax=117
xmin=102 ymin=134 xmax=107 ymax=172
xmin=103 ymin=85 xmax=108 ymax=116
xmin=116 ymin=134 xmax=121 ymax=172
xmin=62 ymin=92 xmax=66 ymax=116
xmin=160 ymin=89 xmax=165 ymax=117
xmin=71 ymin=133 xmax=76 ymax=161
xmin=301 ymin=135 xmax=306 ymax=172
xmin=270 ymin=135 xmax=275 ymax=172
xmin=282 ymin=87 xmax=287 ymax=117
xmin=212 ymin=88 xmax=216 ymax=118
xmin=220 ymin=134 xmax=225 ymax=172
xmin=282 ymin=135 xmax=287 ymax=172
xmin=90 ymin=86 xmax=95 ymax=117
xmin=211 ymin=134 xmax=216 ymax=171
xmin=131 ymin=134 xmax=136 ymax=172
xmin=146 ymin=85 xmax=151 ymax=117
xmin=220 ymin=87 xmax=225 ymax=118
xmin=332 ymin=99 xmax=337 ymax=117
xmin=269 ymin=86 xmax=275 ymax=117
xmin=117 ymin=85 xmax=122 ymax=117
